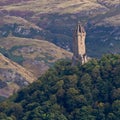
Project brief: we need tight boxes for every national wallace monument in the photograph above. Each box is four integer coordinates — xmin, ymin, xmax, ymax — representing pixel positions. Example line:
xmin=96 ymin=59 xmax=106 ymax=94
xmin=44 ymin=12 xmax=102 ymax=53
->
xmin=72 ymin=23 xmax=88 ymax=65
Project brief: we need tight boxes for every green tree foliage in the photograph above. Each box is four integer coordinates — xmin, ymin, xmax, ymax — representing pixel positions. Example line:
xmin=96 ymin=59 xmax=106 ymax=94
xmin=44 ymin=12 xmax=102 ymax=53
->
xmin=1 ymin=54 xmax=120 ymax=120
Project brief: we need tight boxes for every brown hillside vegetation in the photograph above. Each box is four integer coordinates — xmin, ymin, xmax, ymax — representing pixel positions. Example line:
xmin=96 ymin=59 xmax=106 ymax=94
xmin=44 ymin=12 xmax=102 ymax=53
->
xmin=0 ymin=37 xmax=72 ymax=77
xmin=0 ymin=53 xmax=36 ymax=98
xmin=0 ymin=0 xmax=119 ymax=55
xmin=0 ymin=0 xmax=119 ymax=25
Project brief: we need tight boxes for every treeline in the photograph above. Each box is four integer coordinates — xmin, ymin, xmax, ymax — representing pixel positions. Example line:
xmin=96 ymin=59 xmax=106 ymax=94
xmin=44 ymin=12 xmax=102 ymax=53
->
xmin=1 ymin=54 xmax=120 ymax=120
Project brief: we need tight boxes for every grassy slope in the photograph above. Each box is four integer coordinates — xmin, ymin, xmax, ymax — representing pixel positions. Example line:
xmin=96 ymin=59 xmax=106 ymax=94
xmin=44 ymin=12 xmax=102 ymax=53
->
xmin=0 ymin=16 xmax=42 ymax=30
xmin=0 ymin=1 xmax=118 ymax=13
xmin=0 ymin=37 xmax=72 ymax=77
xmin=0 ymin=0 xmax=111 ymax=13
xmin=0 ymin=53 xmax=36 ymax=98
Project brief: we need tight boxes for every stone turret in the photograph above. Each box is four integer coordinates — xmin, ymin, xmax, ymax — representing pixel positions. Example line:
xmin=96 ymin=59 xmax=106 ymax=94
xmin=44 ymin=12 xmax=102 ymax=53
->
xmin=72 ymin=23 xmax=88 ymax=65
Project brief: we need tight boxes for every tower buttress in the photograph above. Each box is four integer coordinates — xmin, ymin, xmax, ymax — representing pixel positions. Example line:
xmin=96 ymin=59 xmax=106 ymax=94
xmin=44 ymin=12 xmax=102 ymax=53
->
xmin=72 ymin=23 xmax=88 ymax=65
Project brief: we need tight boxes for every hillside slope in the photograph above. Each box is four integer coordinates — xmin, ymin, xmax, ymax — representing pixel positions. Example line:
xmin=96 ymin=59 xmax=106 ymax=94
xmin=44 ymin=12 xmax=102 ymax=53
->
xmin=0 ymin=53 xmax=36 ymax=98
xmin=0 ymin=0 xmax=119 ymax=15
xmin=0 ymin=37 xmax=72 ymax=77
xmin=0 ymin=0 xmax=119 ymax=57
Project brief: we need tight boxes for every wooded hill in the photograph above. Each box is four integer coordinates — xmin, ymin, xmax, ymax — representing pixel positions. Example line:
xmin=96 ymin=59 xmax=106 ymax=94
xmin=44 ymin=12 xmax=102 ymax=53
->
xmin=1 ymin=54 xmax=120 ymax=120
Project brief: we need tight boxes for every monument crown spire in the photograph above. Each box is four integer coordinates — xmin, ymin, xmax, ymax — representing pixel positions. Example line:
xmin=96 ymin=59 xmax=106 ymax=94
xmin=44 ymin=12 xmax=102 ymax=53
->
xmin=77 ymin=23 xmax=85 ymax=33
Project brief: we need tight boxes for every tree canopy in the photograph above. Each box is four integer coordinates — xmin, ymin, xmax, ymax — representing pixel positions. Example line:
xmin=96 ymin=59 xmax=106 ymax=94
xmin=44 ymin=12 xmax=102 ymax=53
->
xmin=1 ymin=54 xmax=120 ymax=120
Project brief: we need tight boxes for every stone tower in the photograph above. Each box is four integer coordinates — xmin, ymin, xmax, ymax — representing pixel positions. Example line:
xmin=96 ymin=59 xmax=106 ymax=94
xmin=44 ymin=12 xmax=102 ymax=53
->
xmin=72 ymin=23 xmax=87 ymax=65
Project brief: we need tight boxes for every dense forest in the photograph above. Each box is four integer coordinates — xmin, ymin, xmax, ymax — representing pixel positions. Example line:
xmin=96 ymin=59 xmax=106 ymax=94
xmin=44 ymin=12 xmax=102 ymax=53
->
xmin=1 ymin=54 xmax=120 ymax=120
